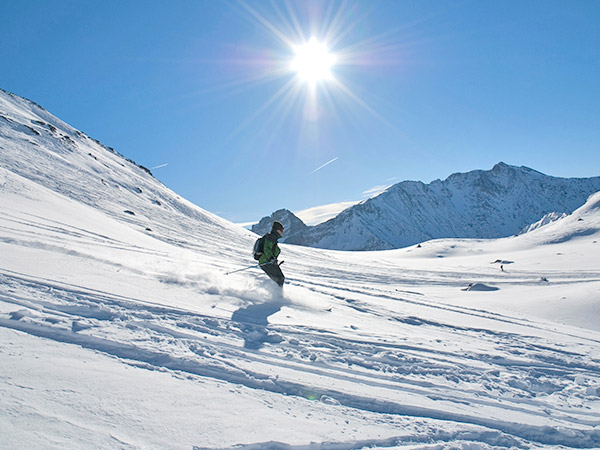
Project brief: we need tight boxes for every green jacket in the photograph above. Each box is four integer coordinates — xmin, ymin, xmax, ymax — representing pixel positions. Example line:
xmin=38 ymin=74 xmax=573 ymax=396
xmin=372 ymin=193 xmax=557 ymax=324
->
xmin=258 ymin=232 xmax=281 ymax=265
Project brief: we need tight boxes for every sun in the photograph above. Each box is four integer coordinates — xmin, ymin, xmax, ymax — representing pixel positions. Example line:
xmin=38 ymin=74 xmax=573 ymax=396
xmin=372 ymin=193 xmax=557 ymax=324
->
xmin=291 ymin=37 xmax=336 ymax=84
xmin=221 ymin=1 xmax=403 ymax=143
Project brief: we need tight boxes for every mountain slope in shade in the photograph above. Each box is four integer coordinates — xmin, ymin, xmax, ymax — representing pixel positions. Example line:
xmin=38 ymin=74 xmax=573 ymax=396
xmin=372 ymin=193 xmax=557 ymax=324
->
xmin=250 ymin=208 xmax=308 ymax=242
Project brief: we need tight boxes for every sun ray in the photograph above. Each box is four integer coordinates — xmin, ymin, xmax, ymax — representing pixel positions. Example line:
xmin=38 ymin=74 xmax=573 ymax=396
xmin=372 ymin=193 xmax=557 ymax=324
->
xmin=323 ymin=1 xmax=381 ymax=54
xmin=331 ymin=78 xmax=391 ymax=126
xmin=317 ymin=0 xmax=338 ymax=41
xmin=322 ymin=0 xmax=359 ymax=49
xmin=267 ymin=0 xmax=303 ymax=45
xmin=282 ymin=0 xmax=307 ymax=44
xmin=236 ymin=0 xmax=297 ymax=48
xmin=222 ymin=77 xmax=299 ymax=145
xmin=187 ymin=64 xmax=289 ymax=100
xmin=254 ymin=83 xmax=305 ymax=152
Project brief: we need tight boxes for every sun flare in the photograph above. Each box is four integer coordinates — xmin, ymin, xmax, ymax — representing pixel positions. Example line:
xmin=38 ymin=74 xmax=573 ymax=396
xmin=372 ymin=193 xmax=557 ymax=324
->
xmin=223 ymin=1 xmax=403 ymax=144
xmin=291 ymin=37 xmax=336 ymax=84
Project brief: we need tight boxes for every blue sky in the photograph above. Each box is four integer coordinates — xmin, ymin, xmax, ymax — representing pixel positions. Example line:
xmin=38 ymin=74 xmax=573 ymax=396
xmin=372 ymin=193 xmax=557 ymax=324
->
xmin=2 ymin=0 xmax=599 ymax=223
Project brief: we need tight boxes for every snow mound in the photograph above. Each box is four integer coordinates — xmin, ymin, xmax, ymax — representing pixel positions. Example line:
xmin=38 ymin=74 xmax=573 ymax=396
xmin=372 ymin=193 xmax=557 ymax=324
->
xmin=462 ymin=283 xmax=500 ymax=292
xmin=520 ymin=191 xmax=600 ymax=245
xmin=578 ymin=190 xmax=600 ymax=215
xmin=519 ymin=211 xmax=567 ymax=234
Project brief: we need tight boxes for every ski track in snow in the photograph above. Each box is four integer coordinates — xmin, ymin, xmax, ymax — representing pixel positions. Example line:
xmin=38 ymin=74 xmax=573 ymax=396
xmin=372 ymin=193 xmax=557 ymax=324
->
xmin=1 ymin=267 xmax=599 ymax=448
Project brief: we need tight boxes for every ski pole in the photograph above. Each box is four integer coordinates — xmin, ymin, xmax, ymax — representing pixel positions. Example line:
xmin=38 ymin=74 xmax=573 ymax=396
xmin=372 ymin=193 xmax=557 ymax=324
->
xmin=225 ymin=260 xmax=284 ymax=276
xmin=225 ymin=263 xmax=260 ymax=275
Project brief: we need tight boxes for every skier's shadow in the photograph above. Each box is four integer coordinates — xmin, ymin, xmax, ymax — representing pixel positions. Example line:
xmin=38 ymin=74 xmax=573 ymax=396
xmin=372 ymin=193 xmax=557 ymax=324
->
xmin=231 ymin=301 xmax=283 ymax=350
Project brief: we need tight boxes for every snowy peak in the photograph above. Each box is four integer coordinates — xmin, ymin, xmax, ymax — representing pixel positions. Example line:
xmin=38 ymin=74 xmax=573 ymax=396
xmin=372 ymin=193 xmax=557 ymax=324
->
xmin=491 ymin=161 xmax=542 ymax=176
xmin=251 ymin=209 xmax=308 ymax=242
xmin=285 ymin=163 xmax=600 ymax=250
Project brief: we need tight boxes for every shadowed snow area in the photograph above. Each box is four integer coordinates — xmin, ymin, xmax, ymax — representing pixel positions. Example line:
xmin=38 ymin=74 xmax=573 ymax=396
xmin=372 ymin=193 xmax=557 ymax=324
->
xmin=1 ymin=89 xmax=600 ymax=449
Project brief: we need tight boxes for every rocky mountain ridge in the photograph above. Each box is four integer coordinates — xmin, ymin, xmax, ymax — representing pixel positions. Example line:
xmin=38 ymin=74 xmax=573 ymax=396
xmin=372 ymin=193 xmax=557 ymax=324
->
xmin=255 ymin=163 xmax=600 ymax=250
xmin=250 ymin=209 xmax=308 ymax=241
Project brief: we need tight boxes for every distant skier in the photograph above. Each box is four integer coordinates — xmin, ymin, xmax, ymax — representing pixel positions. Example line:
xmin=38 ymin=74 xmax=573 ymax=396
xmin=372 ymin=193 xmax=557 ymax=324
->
xmin=258 ymin=221 xmax=285 ymax=287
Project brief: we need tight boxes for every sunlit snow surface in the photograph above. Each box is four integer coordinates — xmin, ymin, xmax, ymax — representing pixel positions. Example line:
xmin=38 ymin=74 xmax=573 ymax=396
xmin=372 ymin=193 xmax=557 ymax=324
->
xmin=1 ymin=89 xmax=599 ymax=449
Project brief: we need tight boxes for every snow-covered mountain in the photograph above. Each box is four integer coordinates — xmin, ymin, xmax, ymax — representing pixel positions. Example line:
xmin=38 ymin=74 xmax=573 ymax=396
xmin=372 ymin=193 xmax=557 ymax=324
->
xmin=2 ymin=89 xmax=600 ymax=449
xmin=0 ymin=88 xmax=252 ymax=255
xmin=251 ymin=208 xmax=308 ymax=242
xmin=285 ymin=163 xmax=600 ymax=250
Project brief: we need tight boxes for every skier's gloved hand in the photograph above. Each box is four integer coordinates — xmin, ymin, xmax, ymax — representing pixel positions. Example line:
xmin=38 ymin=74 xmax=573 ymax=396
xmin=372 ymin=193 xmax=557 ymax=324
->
xmin=269 ymin=257 xmax=278 ymax=265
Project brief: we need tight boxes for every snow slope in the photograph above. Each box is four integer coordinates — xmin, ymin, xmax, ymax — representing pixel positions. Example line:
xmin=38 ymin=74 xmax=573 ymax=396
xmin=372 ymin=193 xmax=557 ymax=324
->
xmin=285 ymin=163 xmax=600 ymax=251
xmin=1 ymin=89 xmax=600 ymax=449
xmin=519 ymin=212 xmax=568 ymax=234
xmin=0 ymin=89 xmax=250 ymax=255
xmin=295 ymin=200 xmax=360 ymax=226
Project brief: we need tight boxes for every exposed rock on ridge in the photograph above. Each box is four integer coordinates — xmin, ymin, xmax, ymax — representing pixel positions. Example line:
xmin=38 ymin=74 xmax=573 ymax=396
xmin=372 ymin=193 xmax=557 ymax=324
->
xmin=283 ymin=162 xmax=600 ymax=250
xmin=251 ymin=209 xmax=307 ymax=242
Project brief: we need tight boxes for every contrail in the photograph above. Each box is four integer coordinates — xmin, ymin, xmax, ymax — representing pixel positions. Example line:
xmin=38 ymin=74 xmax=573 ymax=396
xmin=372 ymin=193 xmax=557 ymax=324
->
xmin=308 ymin=157 xmax=339 ymax=176
xmin=150 ymin=163 xmax=169 ymax=170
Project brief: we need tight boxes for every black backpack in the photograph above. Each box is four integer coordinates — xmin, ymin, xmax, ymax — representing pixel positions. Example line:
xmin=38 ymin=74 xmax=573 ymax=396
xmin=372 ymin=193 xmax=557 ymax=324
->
xmin=252 ymin=235 xmax=266 ymax=260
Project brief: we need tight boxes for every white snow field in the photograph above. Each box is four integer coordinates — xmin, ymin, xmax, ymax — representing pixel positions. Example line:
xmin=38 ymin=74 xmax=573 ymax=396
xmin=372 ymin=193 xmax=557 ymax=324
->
xmin=1 ymin=88 xmax=599 ymax=450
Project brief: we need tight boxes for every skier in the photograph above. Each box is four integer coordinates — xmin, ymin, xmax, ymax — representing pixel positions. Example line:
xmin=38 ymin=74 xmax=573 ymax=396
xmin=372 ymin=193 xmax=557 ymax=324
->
xmin=259 ymin=221 xmax=285 ymax=287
